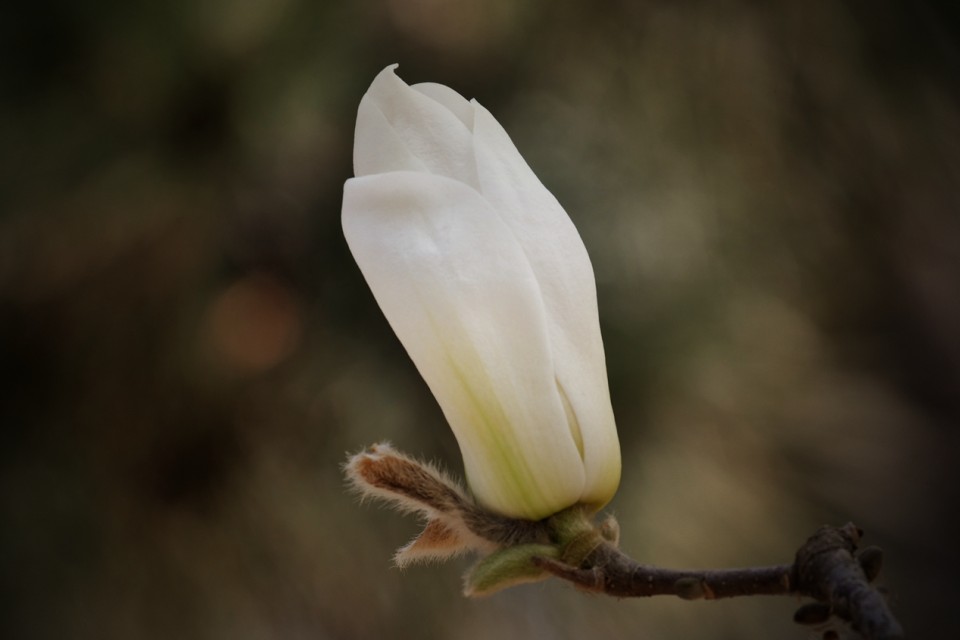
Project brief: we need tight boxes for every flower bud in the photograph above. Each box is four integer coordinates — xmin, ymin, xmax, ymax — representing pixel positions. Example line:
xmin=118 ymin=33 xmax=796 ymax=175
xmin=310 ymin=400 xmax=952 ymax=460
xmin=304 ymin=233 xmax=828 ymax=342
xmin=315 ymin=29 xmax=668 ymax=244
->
xmin=342 ymin=65 xmax=620 ymax=520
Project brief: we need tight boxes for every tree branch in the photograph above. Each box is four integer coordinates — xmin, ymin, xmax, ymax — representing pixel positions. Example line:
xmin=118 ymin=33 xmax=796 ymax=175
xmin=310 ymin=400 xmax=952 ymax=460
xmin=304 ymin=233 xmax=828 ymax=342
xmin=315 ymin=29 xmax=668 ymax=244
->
xmin=533 ymin=523 xmax=903 ymax=640
xmin=346 ymin=449 xmax=903 ymax=638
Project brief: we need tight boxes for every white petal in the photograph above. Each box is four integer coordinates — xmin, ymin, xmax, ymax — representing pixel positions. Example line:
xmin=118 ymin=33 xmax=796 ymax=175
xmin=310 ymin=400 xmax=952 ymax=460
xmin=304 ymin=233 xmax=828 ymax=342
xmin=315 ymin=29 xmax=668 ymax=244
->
xmin=471 ymin=103 xmax=621 ymax=507
xmin=354 ymin=66 xmax=478 ymax=188
xmin=342 ymin=171 xmax=586 ymax=519
xmin=412 ymin=82 xmax=475 ymax=129
xmin=354 ymin=95 xmax=429 ymax=176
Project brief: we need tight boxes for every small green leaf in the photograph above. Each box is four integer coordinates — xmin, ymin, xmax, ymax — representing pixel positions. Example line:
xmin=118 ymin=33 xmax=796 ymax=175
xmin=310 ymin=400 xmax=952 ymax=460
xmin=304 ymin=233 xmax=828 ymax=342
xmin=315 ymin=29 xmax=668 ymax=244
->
xmin=463 ymin=544 xmax=560 ymax=597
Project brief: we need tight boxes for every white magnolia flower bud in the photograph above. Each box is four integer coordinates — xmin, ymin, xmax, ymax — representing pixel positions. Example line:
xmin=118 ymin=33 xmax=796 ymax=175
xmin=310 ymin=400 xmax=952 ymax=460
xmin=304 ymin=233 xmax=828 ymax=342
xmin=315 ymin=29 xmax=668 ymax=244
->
xmin=342 ymin=64 xmax=620 ymax=520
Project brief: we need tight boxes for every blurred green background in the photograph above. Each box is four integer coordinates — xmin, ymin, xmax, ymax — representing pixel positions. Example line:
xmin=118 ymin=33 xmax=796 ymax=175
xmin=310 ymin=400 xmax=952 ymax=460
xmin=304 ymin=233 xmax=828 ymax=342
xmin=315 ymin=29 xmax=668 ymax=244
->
xmin=2 ymin=0 xmax=959 ymax=638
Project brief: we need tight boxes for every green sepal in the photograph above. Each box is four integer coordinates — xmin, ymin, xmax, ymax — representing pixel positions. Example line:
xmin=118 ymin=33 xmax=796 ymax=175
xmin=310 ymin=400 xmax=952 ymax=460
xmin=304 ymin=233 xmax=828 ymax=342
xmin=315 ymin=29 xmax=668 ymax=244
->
xmin=463 ymin=544 xmax=560 ymax=597
xmin=546 ymin=506 xmax=593 ymax=544
xmin=560 ymin=530 xmax=603 ymax=567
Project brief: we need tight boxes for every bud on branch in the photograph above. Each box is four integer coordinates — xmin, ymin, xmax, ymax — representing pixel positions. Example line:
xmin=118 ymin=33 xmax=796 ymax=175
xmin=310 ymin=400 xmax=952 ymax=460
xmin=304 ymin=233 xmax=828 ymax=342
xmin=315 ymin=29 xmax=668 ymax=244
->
xmin=340 ymin=65 xmax=903 ymax=639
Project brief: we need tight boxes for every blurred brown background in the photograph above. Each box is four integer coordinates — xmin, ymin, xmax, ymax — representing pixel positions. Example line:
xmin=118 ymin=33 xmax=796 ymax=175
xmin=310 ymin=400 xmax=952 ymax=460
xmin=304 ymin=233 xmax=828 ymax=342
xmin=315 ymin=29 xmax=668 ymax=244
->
xmin=2 ymin=0 xmax=959 ymax=638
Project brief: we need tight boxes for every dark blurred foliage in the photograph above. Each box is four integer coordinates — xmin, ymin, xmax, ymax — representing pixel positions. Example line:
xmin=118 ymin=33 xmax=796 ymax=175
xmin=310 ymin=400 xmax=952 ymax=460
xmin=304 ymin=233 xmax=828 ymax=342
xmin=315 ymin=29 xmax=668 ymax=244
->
xmin=2 ymin=1 xmax=959 ymax=638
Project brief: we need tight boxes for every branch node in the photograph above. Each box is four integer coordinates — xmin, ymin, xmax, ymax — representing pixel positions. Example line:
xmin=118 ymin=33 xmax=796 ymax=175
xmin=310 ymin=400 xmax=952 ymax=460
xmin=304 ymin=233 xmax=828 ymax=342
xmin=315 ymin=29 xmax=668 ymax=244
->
xmin=674 ymin=577 xmax=706 ymax=600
